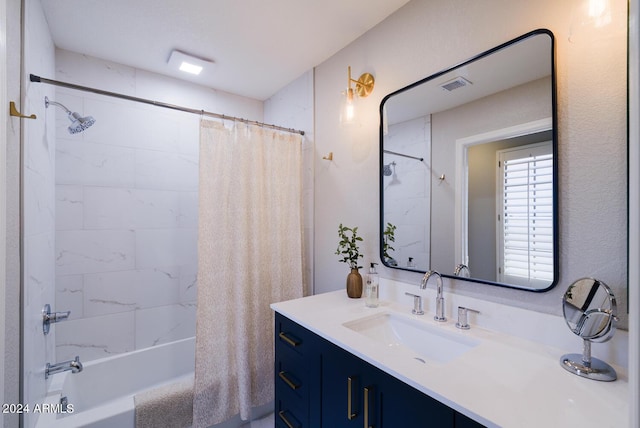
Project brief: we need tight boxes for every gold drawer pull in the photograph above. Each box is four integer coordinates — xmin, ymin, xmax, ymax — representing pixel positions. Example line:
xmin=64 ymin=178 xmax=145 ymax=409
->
xmin=347 ymin=376 xmax=357 ymax=420
xmin=278 ymin=371 xmax=301 ymax=390
xmin=279 ymin=331 xmax=301 ymax=347
xmin=278 ymin=410 xmax=298 ymax=428
xmin=364 ymin=386 xmax=374 ymax=428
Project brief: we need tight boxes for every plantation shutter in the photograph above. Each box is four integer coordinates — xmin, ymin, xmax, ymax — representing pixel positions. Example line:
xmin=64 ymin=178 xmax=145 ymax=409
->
xmin=497 ymin=141 xmax=553 ymax=288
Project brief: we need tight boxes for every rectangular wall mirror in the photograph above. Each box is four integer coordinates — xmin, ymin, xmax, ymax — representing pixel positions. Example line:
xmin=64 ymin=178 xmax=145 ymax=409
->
xmin=379 ymin=29 xmax=558 ymax=291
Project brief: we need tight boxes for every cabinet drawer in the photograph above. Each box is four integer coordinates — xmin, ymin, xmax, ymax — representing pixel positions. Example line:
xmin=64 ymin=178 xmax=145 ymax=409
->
xmin=276 ymin=352 xmax=309 ymax=400
xmin=276 ymin=313 xmax=313 ymax=356
xmin=276 ymin=398 xmax=305 ymax=428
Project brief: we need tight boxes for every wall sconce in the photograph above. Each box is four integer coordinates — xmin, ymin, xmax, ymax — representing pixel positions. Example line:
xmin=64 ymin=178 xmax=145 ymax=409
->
xmin=340 ymin=66 xmax=375 ymax=125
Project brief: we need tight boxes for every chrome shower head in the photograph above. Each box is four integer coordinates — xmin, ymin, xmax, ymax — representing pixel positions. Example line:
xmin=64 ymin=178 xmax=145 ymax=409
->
xmin=67 ymin=111 xmax=96 ymax=134
xmin=382 ymin=162 xmax=395 ymax=176
xmin=45 ymin=96 xmax=96 ymax=134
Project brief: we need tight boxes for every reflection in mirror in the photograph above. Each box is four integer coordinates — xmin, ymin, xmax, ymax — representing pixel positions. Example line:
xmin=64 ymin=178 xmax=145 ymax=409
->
xmin=560 ymin=278 xmax=618 ymax=381
xmin=380 ymin=29 xmax=558 ymax=291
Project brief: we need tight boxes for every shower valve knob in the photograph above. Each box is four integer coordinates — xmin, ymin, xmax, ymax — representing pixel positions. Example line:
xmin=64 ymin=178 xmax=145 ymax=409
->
xmin=42 ymin=304 xmax=71 ymax=335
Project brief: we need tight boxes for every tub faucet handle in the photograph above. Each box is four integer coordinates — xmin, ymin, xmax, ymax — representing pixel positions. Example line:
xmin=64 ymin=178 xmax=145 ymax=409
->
xmin=42 ymin=304 xmax=71 ymax=335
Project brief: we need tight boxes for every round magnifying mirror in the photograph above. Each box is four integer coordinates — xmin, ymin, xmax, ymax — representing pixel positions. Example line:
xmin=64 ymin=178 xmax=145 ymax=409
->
xmin=560 ymin=278 xmax=618 ymax=381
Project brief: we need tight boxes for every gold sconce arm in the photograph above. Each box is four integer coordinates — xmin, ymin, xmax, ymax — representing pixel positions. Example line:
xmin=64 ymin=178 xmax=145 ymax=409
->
xmin=348 ymin=66 xmax=375 ymax=98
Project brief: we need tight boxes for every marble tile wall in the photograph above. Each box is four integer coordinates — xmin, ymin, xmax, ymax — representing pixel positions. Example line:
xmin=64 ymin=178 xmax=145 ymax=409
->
xmin=383 ymin=116 xmax=431 ymax=269
xmin=22 ymin=1 xmax=56 ymax=426
xmin=54 ymin=90 xmax=200 ymax=362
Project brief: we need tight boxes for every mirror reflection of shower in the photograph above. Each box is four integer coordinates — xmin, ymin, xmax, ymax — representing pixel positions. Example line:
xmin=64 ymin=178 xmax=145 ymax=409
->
xmin=45 ymin=96 xmax=96 ymax=134
xmin=383 ymin=161 xmax=401 ymax=185
xmin=383 ymin=149 xmax=424 ymax=185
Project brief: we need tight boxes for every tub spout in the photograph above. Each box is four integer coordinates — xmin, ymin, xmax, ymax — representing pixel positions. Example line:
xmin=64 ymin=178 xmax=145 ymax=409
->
xmin=46 ymin=356 xmax=83 ymax=379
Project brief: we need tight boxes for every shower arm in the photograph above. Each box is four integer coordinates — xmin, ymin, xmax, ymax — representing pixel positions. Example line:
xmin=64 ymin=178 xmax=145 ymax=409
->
xmin=44 ymin=97 xmax=71 ymax=114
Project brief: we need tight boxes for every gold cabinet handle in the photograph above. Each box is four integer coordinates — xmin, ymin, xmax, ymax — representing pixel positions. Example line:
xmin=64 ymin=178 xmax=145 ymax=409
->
xmin=278 ymin=410 xmax=297 ymax=428
xmin=364 ymin=386 xmax=374 ymax=428
xmin=278 ymin=371 xmax=301 ymax=390
xmin=347 ymin=376 xmax=358 ymax=420
xmin=278 ymin=331 xmax=301 ymax=347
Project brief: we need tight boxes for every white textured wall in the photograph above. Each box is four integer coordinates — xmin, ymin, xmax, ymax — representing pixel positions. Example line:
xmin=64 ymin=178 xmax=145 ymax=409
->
xmin=53 ymin=49 xmax=263 ymax=362
xmin=313 ymin=0 xmax=628 ymax=327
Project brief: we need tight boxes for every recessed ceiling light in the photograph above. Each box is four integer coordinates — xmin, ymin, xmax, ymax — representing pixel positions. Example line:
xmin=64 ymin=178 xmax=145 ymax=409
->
xmin=179 ymin=61 xmax=203 ymax=75
xmin=168 ymin=50 xmax=214 ymax=76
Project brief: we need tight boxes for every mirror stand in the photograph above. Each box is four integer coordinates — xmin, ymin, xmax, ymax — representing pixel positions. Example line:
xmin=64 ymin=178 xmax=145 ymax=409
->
xmin=560 ymin=278 xmax=618 ymax=382
xmin=560 ymin=340 xmax=617 ymax=381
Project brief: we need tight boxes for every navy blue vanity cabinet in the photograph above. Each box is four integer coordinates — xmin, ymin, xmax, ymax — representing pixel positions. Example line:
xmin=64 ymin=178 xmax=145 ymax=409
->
xmin=320 ymin=339 xmax=375 ymax=427
xmin=321 ymin=338 xmax=455 ymax=427
xmin=454 ymin=412 xmax=487 ymax=428
xmin=275 ymin=313 xmax=322 ymax=428
xmin=274 ymin=312 xmax=487 ymax=428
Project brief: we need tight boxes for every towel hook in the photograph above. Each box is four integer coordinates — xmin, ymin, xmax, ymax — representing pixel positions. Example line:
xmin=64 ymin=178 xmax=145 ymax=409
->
xmin=9 ymin=101 xmax=36 ymax=119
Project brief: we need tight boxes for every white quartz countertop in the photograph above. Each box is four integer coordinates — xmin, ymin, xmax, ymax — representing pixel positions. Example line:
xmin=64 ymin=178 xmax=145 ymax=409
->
xmin=271 ymin=290 xmax=629 ymax=428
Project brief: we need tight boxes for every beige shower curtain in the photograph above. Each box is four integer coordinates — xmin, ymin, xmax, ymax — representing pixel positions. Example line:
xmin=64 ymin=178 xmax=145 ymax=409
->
xmin=193 ymin=120 xmax=303 ymax=427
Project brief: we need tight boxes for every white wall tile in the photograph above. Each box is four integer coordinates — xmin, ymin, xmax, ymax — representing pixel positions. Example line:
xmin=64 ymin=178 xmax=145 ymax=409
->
xmin=135 ymin=303 xmax=196 ymax=349
xmin=135 ymin=228 xmax=198 ymax=269
xmin=23 ymin=169 xmax=55 ymax=237
xmin=83 ymin=187 xmax=183 ymax=230
xmin=134 ymin=149 xmax=198 ymax=191
xmin=55 ymin=230 xmax=136 ymax=275
xmin=23 ymin=2 xmax=57 ymax=425
xmin=178 ymin=191 xmax=199 ymax=229
xmin=56 ymin=185 xmax=84 ymax=231
xmin=179 ymin=264 xmax=198 ymax=303
xmin=55 ymin=274 xmax=84 ymax=319
xmin=134 ymin=268 xmax=182 ymax=308
xmin=56 ymin=139 xmax=135 ymax=187
xmin=55 ymin=312 xmax=135 ymax=362
xmin=177 ymin=115 xmax=201 ymax=156
xmin=83 ymin=271 xmax=138 ymax=317
xmin=81 ymin=98 xmax=184 ymax=153
xmin=83 ymin=268 xmax=181 ymax=317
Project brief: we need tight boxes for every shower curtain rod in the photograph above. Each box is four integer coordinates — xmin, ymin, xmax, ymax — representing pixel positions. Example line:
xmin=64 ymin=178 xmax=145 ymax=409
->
xmin=29 ymin=74 xmax=305 ymax=136
xmin=383 ymin=149 xmax=424 ymax=162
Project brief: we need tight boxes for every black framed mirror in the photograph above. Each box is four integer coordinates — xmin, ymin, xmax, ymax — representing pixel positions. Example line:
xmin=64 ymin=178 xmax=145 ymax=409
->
xmin=379 ymin=29 xmax=558 ymax=291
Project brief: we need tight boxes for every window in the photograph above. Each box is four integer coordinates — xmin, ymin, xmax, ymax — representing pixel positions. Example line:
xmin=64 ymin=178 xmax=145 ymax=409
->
xmin=497 ymin=141 xmax=553 ymax=288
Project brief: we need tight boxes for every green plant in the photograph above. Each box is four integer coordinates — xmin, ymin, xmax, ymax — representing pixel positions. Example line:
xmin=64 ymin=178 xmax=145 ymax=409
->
xmin=383 ymin=222 xmax=396 ymax=261
xmin=335 ymin=224 xmax=364 ymax=270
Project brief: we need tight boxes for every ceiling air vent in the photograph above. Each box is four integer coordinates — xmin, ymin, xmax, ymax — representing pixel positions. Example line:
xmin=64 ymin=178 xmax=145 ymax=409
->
xmin=440 ymin=76 xmax=472 ymax=92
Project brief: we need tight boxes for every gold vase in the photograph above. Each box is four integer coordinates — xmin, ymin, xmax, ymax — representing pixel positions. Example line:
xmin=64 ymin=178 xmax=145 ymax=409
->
xmin=346 ymin=268 xmax=363 ymax=298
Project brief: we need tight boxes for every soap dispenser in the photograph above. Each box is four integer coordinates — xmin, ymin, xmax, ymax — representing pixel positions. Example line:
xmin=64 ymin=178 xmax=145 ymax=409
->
xmin=365 ymin=263 xmax=379 ymax=308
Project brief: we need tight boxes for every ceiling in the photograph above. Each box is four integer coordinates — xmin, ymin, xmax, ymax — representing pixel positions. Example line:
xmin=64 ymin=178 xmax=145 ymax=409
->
xmin=40 ymin=0 xmax=411 ymax=101
xmin=385 ymin=31 xmax=553 ymax=125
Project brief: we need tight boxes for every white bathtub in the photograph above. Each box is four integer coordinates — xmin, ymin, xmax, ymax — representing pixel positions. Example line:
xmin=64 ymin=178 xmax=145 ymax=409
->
xmin=36 ymin=337 xmax=195 ymax=428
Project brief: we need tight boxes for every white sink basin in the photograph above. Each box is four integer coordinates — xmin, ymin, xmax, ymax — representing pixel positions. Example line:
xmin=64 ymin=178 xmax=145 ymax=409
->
xmin=343 ymin=312 xmax=479 ymax=363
